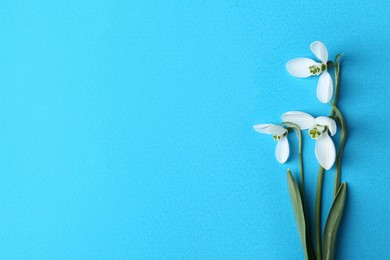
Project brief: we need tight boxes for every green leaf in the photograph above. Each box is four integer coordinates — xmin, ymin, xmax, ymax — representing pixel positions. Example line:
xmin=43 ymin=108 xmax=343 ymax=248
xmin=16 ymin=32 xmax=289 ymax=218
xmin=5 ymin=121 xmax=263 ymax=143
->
xmin=334 ymin=53 xmax=343 ymax=90
xmin=335 ymin=53 xmax=343 ymax=65
xmin=287 ymin=169 xmax=309 ymax=260
xmin=322 ymin=182 xmax=347 ymax=260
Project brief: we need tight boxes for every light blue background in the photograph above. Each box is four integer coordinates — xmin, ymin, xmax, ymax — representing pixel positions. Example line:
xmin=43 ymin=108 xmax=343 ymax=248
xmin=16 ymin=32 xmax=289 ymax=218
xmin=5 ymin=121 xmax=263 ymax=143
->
xmin=0 ymin=0 xmax=389 ymax=259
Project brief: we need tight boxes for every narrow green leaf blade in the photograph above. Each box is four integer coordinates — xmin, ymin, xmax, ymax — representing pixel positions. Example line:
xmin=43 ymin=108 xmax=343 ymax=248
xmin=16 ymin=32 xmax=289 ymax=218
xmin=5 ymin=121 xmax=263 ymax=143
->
xmin=322 ymin=182 xmax=347 ymax=260
xmin=287 ymin=169 xmax=309 ymax=259
xmin=335 ymin=53 xmax=343 ymax=65
xmin=334 ymin=53 xmax=343 ymax=91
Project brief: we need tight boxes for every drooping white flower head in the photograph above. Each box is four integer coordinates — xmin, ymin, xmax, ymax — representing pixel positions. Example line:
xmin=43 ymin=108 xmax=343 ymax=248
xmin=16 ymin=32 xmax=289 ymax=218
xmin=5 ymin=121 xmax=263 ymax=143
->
xmin=253 ymin=124 xmax=289 ymax=164
xmin=286 ymin=41 xmax=333 ymax=104
xmin=281 ymin=111 xmax=336 ymax=170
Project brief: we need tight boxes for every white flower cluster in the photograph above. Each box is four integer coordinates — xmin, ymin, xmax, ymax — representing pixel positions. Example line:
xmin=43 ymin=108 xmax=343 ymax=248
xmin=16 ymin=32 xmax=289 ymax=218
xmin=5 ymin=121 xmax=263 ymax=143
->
xmin=253 ymin=41 xmax=336 ymax=170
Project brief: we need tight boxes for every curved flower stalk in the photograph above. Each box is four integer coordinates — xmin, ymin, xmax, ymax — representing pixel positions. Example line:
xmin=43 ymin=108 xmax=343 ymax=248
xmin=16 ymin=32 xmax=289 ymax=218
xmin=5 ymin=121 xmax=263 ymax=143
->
xmin=286 ymin=41 xmax=333 ymax=103
xmin=281 ymin=111 xmax=336 ymax=170
xmin=253 ymin=124 xmax=289 ymax=163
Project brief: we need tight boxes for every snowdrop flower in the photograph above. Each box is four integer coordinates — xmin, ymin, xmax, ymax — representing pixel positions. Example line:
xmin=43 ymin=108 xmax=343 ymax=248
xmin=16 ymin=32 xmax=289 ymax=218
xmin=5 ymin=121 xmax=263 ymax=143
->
xmin=253 ymin=124 xmax=289 ymax=163
xmin=281 ymin=111 xmax=336 ymax=170
xmin=286 ymin=41 xmax=333 ymax=104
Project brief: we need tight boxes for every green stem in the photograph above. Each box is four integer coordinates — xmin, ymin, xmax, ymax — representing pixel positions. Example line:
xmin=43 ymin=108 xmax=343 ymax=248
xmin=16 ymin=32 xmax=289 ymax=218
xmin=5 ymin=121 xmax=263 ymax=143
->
xmin=330 ymin=54 xmax=343 ymax=195
xmin=294 ymin=126 xmax=316 ymax=260
xmin=314 ymin=53 xmax=344 ymax=259
xmin=315 ymin=167 xmax=324 ymax=259
xmin=281 ymin=122 xmax=305 ymax=200
xmin=329 ymin=53 xmax=343 ymax=117
xmin=329 ymin=104 xmax=347 ymax=198
xmin=282 ymin=122 xmax=315 ymax=259
xmin=296 ymin=126 xmax=304 ymax=199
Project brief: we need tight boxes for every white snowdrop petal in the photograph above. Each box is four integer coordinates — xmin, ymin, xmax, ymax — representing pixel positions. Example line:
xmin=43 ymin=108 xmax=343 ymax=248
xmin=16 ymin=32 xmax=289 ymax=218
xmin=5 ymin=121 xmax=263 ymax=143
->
xmin=316 ymin=72 xmax=333 ymax=103
xmin=253 ymin=124 xmax=286 ymax=135
xmin=276 ymin=137 xmax=289 ymax=164
xmin=315 ymin=116 xmax=337 ymax=136
xmin=281 ymin=111 xmax=315 ymax=129
xmin=286 ymin=58 xmax=317 ymax=78
xmin=315 ymin=133 xmax=336 ymax=170
xmin=310 ymin=41 xmax=328 ymax=63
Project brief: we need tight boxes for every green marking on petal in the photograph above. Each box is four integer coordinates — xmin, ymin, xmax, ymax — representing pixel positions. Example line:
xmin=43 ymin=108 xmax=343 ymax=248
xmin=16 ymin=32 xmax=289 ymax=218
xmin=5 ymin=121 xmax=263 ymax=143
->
xmin=309 ymin=128 xmax=321 ymax=139
xmin=309 ymin=125 xmax=328 ymax=139
xmin=309 ymin=65 xmax=321 ymax=75
xmin=273 ymin=131 xmax=287 ymax=141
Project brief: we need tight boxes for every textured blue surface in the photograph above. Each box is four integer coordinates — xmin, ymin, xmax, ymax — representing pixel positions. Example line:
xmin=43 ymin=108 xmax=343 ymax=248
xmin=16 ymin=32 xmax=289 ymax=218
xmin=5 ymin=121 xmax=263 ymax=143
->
xmin=0 ymin=0 xmax=389 ymax=259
